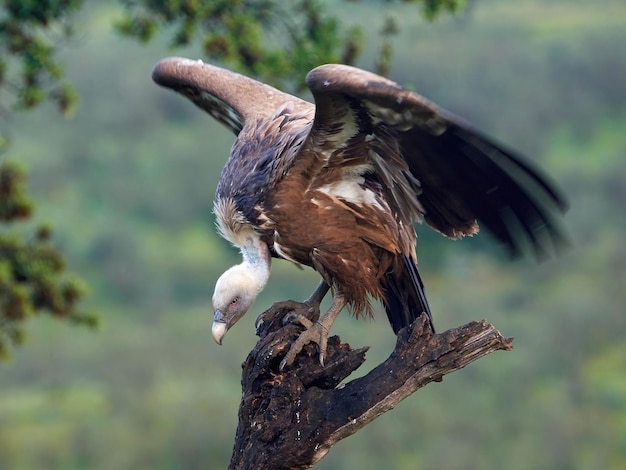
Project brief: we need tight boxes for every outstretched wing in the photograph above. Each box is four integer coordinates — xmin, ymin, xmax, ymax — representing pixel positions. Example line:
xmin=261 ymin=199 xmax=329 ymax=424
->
xmin=304 ymin=64 xmax=568 ymax=259
xmin=152 ymin=57 xmax=311 ymax=135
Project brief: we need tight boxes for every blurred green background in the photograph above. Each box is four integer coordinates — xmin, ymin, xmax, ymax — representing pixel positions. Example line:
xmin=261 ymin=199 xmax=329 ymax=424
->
xmin=1 ymin=0 xmax=625 ymax=468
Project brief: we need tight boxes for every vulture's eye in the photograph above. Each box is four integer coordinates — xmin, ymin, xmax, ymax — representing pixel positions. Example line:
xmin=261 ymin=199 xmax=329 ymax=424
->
xmin=229 ymin=297 xmax=240 ymax=309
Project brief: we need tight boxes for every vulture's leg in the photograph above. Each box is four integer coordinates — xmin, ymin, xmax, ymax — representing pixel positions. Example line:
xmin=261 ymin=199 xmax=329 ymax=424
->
xmin=279 ymin=293 xmax=346 ymax=370
xmin=255 ymin=280 xmax=330 ymax=328
xmin=306 ymin=280 xmax=331 ymax=307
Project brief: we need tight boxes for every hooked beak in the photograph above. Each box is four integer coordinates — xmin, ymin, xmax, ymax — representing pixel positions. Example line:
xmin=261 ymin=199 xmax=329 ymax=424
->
xmin=212 ymin=310 xmax=229 ymax=345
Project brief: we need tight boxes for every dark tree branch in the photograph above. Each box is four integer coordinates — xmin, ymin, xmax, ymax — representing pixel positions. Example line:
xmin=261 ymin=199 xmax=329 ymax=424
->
xmin=230 ymin=307 xmax=513 ymax=470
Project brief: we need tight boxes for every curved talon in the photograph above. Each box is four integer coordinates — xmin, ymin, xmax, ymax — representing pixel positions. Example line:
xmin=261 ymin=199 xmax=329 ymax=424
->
xmin=279 ymin=294 xmax=345 ymax=370
xmin=254 ymin=311 xmax=268 ymax=329
xmin=279 ymin=320 xmax=331 ymax=370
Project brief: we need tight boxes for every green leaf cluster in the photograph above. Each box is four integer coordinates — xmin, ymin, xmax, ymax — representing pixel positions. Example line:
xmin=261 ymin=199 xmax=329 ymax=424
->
xmin=116 ymin=0 xmax=463 ymax=88
xmin=0 ymin=161 xmax=96 ymax=358
xmin=0 ymin=0 xmax=81 ymax=114
xmin=116 ymin=0 xmax=361 ymax=89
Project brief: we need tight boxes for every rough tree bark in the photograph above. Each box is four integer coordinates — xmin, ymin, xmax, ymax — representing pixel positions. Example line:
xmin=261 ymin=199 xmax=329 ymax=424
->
xmin=229 ymin=306 xmax=513 ymax=469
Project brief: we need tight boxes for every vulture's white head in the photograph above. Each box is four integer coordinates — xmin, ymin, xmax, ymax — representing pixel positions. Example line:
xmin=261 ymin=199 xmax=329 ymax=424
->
xmin=211 ymin=233 xmax=272 ymax=345
xmin=211 ymin=265 xmax=264 ymax=344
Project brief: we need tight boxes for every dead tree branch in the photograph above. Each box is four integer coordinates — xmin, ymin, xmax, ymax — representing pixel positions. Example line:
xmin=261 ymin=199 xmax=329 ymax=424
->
xmin=229 ymin=308 xmax=513 ymax=470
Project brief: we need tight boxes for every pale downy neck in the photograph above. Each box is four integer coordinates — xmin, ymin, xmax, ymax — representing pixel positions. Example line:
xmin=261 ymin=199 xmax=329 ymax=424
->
xmin=239 ymin=233 xmax=271 ymax=294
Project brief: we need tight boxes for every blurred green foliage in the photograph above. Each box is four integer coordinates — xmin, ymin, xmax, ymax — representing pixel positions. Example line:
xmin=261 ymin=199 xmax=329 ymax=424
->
xmin=117 ymin=0 xmax=357 ymax=88
xmin=0 ymin=161 xmax=97 ymax=358
xmin=1 ymin=0 xmax=91 ymax=358
xmin=0 ymin=0 xmax=625 ymax=469
xmin=0 ymin=0 xmax=81 ymax=114
xmin=116 ymin=0 xmax=461 ymax=88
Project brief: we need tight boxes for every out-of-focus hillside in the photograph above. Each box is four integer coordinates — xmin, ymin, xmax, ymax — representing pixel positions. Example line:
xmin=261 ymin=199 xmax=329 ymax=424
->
xmin=1 ymin=1 xmax=625 ymax=469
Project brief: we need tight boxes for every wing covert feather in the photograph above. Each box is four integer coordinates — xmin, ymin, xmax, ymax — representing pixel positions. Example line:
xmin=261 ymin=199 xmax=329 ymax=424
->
xmin=152 ymin=57 xmax=310 ymax=135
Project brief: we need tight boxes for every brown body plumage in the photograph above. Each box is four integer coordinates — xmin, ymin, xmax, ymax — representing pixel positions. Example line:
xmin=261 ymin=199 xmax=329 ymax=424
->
xmin=152 ymin=58 xmax=567 ymax=366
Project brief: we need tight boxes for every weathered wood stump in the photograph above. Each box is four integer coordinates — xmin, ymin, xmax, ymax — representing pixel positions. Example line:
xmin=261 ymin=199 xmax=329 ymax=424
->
xmin=229 ymin=306 xmax=513 ymax=469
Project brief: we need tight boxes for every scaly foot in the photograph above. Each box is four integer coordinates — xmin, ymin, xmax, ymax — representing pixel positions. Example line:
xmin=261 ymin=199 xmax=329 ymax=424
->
xmin=279 ymin=318 xmax=330 ymax=370
xmin=279 ymin=293 xmax=345 ymax=370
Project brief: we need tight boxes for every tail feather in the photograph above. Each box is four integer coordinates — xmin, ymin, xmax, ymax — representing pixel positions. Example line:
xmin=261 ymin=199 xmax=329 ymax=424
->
xmin=382 ymin=256 xmax=434 ymax=334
